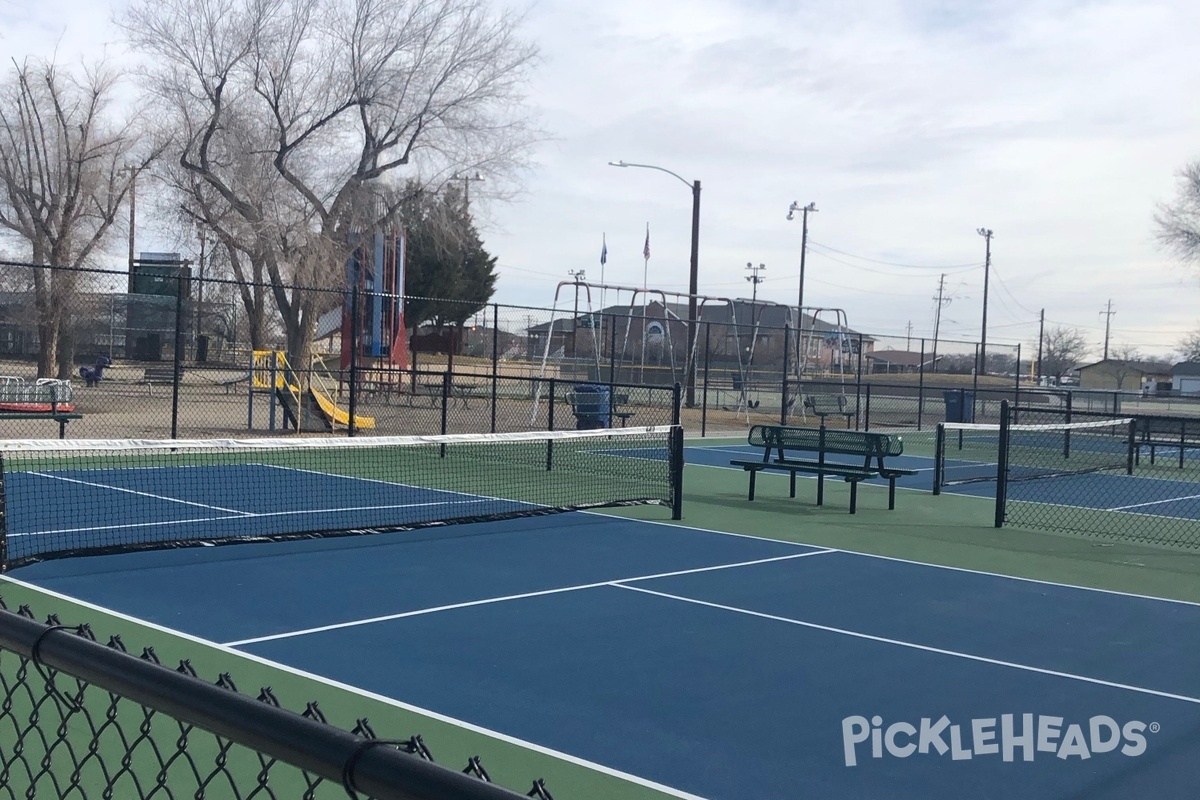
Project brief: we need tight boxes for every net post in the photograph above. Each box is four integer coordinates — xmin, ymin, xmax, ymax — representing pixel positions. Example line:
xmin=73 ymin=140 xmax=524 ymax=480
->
xmin=672 ymin=383 xmax=682 ymax=427
xmin=268 ymin=356 xmax=278 ymax=431
xmin=1181 ymin=420 xmax=1187 ymax=470
xmin=995 ymin=399 xmax=1010 ymax=528
xmin=933 ymin=423 xmax=945 ymax=495
xmin=816 ymin=422 xmax=827 ymax=506
xmin=670 ymin=424 xmax=684 ymax=519
xmin=547 ymin=377 xmax=556 ymax=431
xmin=1127 ymin=419 xmax=1137 ymax=475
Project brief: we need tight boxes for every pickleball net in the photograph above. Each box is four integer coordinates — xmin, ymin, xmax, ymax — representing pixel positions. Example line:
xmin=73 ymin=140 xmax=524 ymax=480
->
xmin=934 ymin=416 xmax=1136 ymax=489
xmin=0 ymin=425 xmax=683 ymax=570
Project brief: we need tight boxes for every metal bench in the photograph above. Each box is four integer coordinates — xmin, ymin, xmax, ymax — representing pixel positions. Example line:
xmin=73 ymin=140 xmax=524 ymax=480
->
xmin=804 ymin=394 xmax=857 ymax=426
xmin=141 ymin=367 xmax=181 ymax=395
xmin=0 ymin=411 xmax=84 ymax=439
xmin=729 ymin=424 xmax=916 ymax=513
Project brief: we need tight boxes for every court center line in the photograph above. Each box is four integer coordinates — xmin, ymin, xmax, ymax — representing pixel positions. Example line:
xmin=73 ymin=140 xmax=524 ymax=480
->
xmin=221 ymin=549 xmax=836 ymax=647
xmin=612 ymin=584 xmax=1200 ymax=705
xmin=30 ymin=472 xmax=251 ymax=514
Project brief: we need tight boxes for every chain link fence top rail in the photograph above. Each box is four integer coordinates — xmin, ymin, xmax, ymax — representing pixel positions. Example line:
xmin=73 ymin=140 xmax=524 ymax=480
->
xmin=0 ymin=598 xmax=551 ymax=800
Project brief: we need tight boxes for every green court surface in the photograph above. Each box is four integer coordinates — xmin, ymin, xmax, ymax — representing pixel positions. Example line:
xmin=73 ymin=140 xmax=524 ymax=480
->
xmin=5 ymin=430 xmax=1200 ymax=798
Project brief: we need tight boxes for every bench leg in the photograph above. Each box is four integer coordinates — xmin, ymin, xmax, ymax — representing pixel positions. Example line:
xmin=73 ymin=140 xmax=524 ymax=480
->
xmin=849 ymin=481 xmax=858 ymax=514
xmin=747 ymin=470 xmax=757 ymax=501
xmin=58 ymin=420 xmax=67 ymax=440
xmin=816 ymin=472 xmax=824 ymax=506
xmin=889 ymin=477 xmax=897 ymax=510
xmin=790 ymin=471 xmax=796 ymax=498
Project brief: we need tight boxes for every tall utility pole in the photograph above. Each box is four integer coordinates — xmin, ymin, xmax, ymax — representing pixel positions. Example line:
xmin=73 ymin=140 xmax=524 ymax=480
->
xmin=932 ymin=273 xmax=950 ymax=370
xmin=906 ymin=320 xmax=913 ymax=350
xmin=745 ymin=262 xmax=765 ymax=303
xmin=1037 ymin=308 xmax=1045 ymax=383
xmin=977 ymin=228 xmax=993 ymax=377
xmin=787 ymin=201 xmax=817 ymax=375
xmin=454 ymin=171 xmax=484 ymax=210
xmin=1100 ymin=299 xmax=1116 ymax=360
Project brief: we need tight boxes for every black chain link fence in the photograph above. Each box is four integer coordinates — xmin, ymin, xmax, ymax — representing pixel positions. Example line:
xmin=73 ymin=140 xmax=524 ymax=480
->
xmin=0 ymin=258 xmax=1194 ymax=441
xmin=0 ymin=598 xmax=552 ymax=800
xmin=960 ymin=403 xmax=1200 ymax=550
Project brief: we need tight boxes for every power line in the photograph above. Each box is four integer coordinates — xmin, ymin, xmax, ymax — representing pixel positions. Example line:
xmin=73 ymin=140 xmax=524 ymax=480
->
xmin=807 ymin=239 xmax=981 ymax=270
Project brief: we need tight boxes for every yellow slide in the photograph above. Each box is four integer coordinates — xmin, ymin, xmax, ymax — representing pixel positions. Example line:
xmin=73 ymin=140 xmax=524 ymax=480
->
xmin=308 ymin=385 xmax=376 ymax=430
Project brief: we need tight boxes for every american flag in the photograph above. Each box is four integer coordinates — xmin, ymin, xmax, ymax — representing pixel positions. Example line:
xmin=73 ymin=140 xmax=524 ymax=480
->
xmin=643 ymin=225 xmax=650 ymax=260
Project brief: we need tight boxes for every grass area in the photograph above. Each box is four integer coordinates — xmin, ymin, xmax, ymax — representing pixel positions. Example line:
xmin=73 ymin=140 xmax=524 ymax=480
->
xmin=635 ymin=435 xmax=1200 ymax=603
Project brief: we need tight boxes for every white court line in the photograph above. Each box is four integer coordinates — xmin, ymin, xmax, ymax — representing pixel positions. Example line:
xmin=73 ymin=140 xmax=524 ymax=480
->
xmin=222 ymin=549 xmax=836 ymax=647
xmin=1107 ymin=492 xmax=1200 ymax=512
xmin=612 ymin=584 xmax=1200 ymax=706
xmin=15 ymin=497 xmax=502 ymax=539
xmin=30 ymin=472 xmax=250 ymax=514
xmin=597 ymin=514 xmax=1200 ymax=608
xmin=0 ymin=576 xmax=708 ymax=800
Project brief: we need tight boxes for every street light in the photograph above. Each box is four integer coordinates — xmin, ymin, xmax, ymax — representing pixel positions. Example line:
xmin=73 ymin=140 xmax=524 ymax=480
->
xmin=977 ymin=227 xmax=993 ymax=376
xmin=787 ymin=201 xmax=817 ymax=375
xmin=608 ymin=160 xmax=702 ymax=406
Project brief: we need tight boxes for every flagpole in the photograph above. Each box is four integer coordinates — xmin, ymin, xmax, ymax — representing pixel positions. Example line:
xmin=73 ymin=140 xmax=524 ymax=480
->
xmin=600 ymin=232 xmax=607 ymax=311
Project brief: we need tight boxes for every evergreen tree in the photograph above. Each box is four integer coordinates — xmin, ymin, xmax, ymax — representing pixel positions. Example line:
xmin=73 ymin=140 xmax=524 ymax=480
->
xmin=399 ymin=183 xmax=498 ymax=331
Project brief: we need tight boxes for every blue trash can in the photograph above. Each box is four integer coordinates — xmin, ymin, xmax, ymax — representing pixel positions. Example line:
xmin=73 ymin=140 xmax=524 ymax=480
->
xmin=573 ymin=384 xmax=611 ymax=430
xmin=943 ymin=389 xmax=975 ymax=423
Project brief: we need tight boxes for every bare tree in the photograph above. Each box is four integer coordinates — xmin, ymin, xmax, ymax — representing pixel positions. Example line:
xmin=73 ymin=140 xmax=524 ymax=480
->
xmin=122 ymin=0 xmax=538 ymax=367
xmin=1178 ymin=330 xmax=1200 ymax=363
xmin=1042 ymin=326 xmax=1089 ymax=385
xmin=1156 ymin=162 xmax=1200 ymax=266
xmin=0 ymin=58 xmax=159 ymax=377
xmin=1108 ymin=344 xmax=1142 ymax=390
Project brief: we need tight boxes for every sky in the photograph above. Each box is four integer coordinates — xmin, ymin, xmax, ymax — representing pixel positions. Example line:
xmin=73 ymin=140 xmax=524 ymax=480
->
xmin=3 ymin=0 xmax=1200 ymax=361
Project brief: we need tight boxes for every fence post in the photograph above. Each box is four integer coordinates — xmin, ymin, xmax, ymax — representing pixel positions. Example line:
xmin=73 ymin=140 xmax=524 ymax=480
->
xmin=917 ymin=338 xmax=926 ymax=431
xmin=440 ymin=369 xmax=450 ymax=436
xmin=854 ymin=333 xmax=863 ymax=431
xmin=491 ymin=303 xmax=499 ymax=434
xmin=864 ymin=383 xmax=872 ymax=431
xmin=548 ymin=377 xmax=556 ymax=432
xmin=608 ymin=313 xmax=617 ymax=385
xmin=672 ymin=382 xmax=682 ymax=427
xmin=701 ymin=322 xmax=711 ymax=437
xmin=971 ymin=342 xmax=980 ymax=423
xmin=780 ymin=323 xmax=791 ymax=425
xmin=170 ymin=263 xmax=187 ymax=440
xmin=348 ymin=284 xmax=359 ymax=437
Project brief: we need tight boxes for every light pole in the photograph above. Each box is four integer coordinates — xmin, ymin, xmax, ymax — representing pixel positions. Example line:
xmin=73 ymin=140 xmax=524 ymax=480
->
xmin=745 ymin=262 xmax=765 ymax=303
xmin=977 ymin=227 xmax=993 ymax=377
xmin=608 ymin=160 xmax=701 ymax=406
xmin=787 ymin=201 xmax=817 ymax=375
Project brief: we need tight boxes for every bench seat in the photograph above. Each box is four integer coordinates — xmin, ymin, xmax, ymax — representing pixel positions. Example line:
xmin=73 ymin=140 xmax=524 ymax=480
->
xmin=731 ymin=425 xmax=917 ymax=513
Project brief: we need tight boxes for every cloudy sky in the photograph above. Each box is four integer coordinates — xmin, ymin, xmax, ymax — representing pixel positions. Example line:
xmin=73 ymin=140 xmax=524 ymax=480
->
xmin=4 ymin=0 xmax=1200 ymax=360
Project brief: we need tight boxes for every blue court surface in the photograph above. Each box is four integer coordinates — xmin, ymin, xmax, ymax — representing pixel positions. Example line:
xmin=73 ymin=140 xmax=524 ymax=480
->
xmin=13 ymin=504 xmax=1200 ymax=799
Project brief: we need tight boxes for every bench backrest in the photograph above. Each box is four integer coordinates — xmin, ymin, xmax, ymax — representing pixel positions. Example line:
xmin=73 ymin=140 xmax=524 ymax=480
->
xmin=805 ymin=393 xmax=855 ymax=413
xmin=748 ymin=425 xmax=902 ymax=458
